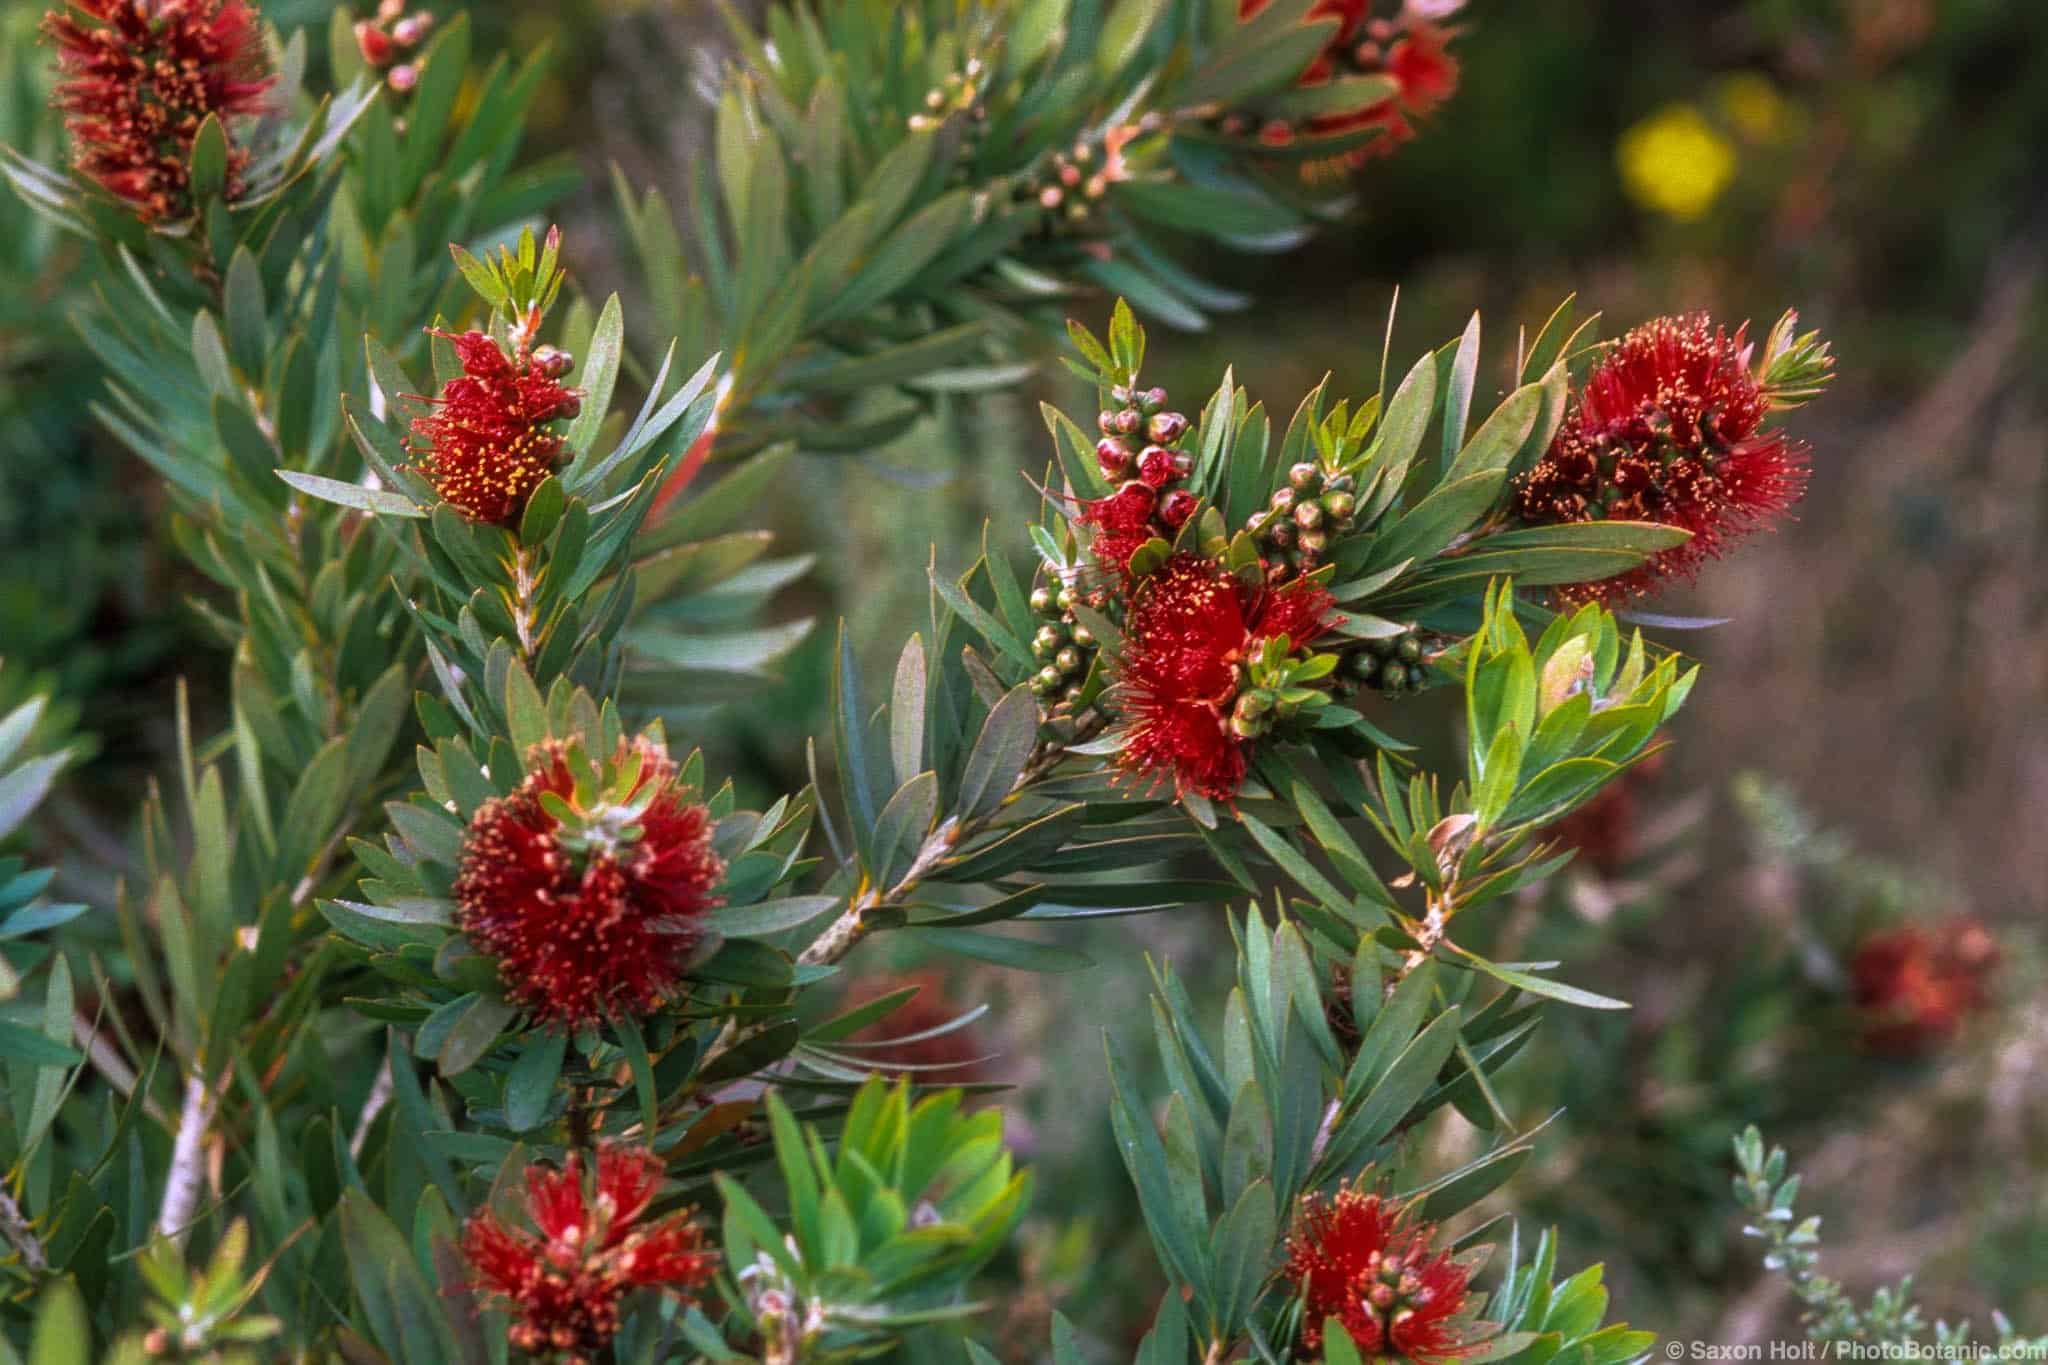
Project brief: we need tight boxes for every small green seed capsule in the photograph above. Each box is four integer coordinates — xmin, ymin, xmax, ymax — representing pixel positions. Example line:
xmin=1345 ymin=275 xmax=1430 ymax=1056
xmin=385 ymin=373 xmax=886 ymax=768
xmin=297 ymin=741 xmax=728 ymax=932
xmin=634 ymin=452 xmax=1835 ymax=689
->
xmin=1055 ymin=647 xmax=1082 ymax=674
xmin=1397 ymin=636 xmax=1422 ymax=664
xmin=1294 ymin=500 xmax=1325 ymax=530
xmin=1289 ymin=462 xmax=1321 ymax=492
xmin=1064 ymin=685 xmax=1084 ymax=703
xmin=1352 ymin=651 xmax=1381 ymax=678
xmin=1030 ymin=586 xmax=1055 ymax=615
xmin=1267 ymin=520 xmax=1296 ymax=549
xmin=1269 ymin=486 xmax=1297 ymax=512
xmin=1033 ymin=625 xmax=1064 ymax=658
xmin=1324 ymin=472 xmax=1356 ymax=494
xmin=1406 ymin=665 xmax=1429 ymax=690
xmin=1037 ymin=665 xmax=1064 ymax=691
xmin=1298 ymin=529 xmax=1328 ymax=555
xmin=1071 ymin=623 xmax=1096 ymax=648
xmin=1056 ymin=586 xmax=1079 ymax=612
xmin=1323 ymin=491 xmax=1356 ymax=521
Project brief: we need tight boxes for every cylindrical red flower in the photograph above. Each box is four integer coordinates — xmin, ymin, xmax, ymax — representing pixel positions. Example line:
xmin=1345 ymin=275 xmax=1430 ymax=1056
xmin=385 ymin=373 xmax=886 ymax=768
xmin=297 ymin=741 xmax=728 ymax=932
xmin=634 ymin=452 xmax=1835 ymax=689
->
xmin=43 ymin=0 xmax=274 ymax=223
xmin=1850 ymin=917 xmax=2000 ymax=1055
xmin=464 ymin=1145 xmax=718 ymax=1362
xmin=453 ymin=737 xmax=724 ymax=1029
xmin=1514 ymin=314 xmax=1812 ymax=605
xmin=1113 ymin=552 xmax=1336 ymax=801
xmin=406 ymin=329 xmax=584 ymax=525
xmin=1233 ymin=1 xmax=1461 ymax=174
xmin=1284 ymin=1182 xmax=1479 ymax=1362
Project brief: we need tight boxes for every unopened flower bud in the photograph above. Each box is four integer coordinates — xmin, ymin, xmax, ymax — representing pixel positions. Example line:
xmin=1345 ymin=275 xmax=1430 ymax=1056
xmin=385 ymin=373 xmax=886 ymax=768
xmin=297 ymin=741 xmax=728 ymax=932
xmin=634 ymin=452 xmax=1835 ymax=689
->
xmin=387 ymin=62 xmax=419 ymax=92
xmin=1298 ymin=528 xmax=1328 ymax=555
xmin=1407 ymin=665 xmax=1429 ymax=690
xmin=1109 ymin=384 xmax=1132 ymax=404
xmin=1323 ymin=491 xmax=1356 ymax=521
xmin=392 ymin=13 xmax=433 ymax=45
xmin=1267 ymin=520 xmax=1296 ymax=549
xmin=1114 ymin=408 xmax=1143 ymax=435
xmin=554 ymin=392 xmax=581 ymax=420
xmin=1071 ymin=623 xmax=1095 ymax=648
xmin=532 ymin=345 xmax=574 ymax=378
xmin=1056 ymin=586 xmax=1079 ymax=612
xmin=1159 ymin=488 xmax=1199 ymax=527
xmin=356 ymin=20 xmax=395 ymax=65
xmin=1147 ymin=410 xmax=1188 ymax=444
xmin=1269 ymin=486 xmax=1297 ymax=513
xmin=1325 ymin=472 xmax=1356 ymax=494
xmin=1096 ymin=437 xmax=1132 ymax=477
xmin=1289 ymin=461 xmax=1321 ymax=492
xmin=1172 ymin=450 xmax=1194 ymax=479
xmin=1033 ymin=625 xmax=1065 ymax=658
xmin=1137 ymin=445 xmax=1177 ymax=488
xmin=1142 ymin=386 xmax=1169 ymax=412
xmin=1037 ymin=665 xmax=1063 ymax=691
xmin=1055 ymin=647 xmax=1082 ymax=673
xmin=1097 ymin=409 xmax=1120 ymax=435
xmin=1397 ymin=636 xmax=1422 ymax=663
xmin=1030 ymin=586 xmax=1055 ymax=614
xmin=1293 ymin=500 xmax=1324 ymax=530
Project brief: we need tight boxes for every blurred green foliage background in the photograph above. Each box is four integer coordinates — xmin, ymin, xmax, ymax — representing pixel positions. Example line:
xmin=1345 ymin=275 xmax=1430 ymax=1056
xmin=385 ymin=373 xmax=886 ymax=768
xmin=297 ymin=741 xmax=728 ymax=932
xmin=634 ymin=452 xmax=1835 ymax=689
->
xmin=4 ymin=0 xmax=2044 ymax=1350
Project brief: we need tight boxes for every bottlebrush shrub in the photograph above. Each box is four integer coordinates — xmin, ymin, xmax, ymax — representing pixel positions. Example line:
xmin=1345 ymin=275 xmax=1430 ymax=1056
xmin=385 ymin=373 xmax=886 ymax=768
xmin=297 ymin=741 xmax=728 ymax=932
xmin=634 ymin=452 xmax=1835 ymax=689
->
xmin=0 ymin=1 xmax=1851 ymax=1362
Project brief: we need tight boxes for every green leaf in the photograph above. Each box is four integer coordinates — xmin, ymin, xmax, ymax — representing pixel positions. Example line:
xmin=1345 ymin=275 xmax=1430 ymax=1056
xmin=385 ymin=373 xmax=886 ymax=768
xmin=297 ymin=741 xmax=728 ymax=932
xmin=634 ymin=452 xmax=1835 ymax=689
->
xmin=437 ymin=995 xmax=518 ymax=1076
xmin=503 ymin=1032 xmax=566 ymax=1132
xmin=957 ymin=686 xmax=1039 ymax=821
xmin=276 ymin=470 xmax=424 ymax=517
xmin=891 ymin=634 xmax=927 ymax=786
xmin=1098 ymin=0 xmax=1170 ymax=75
xmin=704 ymin=895 xmax=841 ymax=938
xmin=1442 ymin=312 xmax=1480 ymax=470
xmin=27 ymin=1276 xmax=89 ymax=1365
xmin=1450 ymin=946 xmax=1631 ymax=1011
xmin=563 ymin=294 xmax=623 ymax=458
xmin=908 ymin=926 xmax=1091 ymax=973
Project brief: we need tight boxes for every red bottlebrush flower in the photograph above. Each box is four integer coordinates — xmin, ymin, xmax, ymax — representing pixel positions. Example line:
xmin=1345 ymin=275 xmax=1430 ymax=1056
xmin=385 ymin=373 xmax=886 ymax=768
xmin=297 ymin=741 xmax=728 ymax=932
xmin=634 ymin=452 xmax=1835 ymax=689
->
xmin=463 ymin=1145 xmax=718 ymax=1363
xmin=406 ymin=330 xmax=584 ymax=525
xmin=1079 ymin=481 xmax=1162 ymax=575
xmin=453 ymin=737 xmax=724 ymax=1029
xmin=836 ymin=970 xmax=994 ymax=1079
xmin=1514 ymin=314 xmax=1812 ymax=605
xmin=1850 ymin=917 xmax=2000 ymax=1055
xmin=1114 ymin=553 xmax=1336 ymax=801
xmin=1284 ymin=1183 xmax=1480 ymax=1362
xmin=43 ymin=0 xmax=275 ymax=223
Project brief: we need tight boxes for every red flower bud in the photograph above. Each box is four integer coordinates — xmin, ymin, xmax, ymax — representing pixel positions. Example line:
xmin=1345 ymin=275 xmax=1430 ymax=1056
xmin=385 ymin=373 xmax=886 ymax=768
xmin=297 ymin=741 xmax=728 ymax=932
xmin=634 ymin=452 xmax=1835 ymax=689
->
xmin=1096 ymin=437 xmax=1133 ymax=477
xmin=1159 ymin=488 xmax=1199 ymax=528
xmin=1137 ymin=445 xmax=1179 ymax=488
xmin=355 ymin=20 xmax=395 ymax=65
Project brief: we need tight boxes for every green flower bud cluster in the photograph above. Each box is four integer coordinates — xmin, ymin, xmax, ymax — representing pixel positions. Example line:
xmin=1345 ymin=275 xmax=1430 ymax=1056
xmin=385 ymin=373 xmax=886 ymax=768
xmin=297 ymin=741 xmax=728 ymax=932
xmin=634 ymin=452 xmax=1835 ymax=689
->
xmin=1244 ymin=463 xmax=1359 ymax=571
xmin=1347 ymin=630 xmax=1433 ymax=698
xmin=1027 ymin=582 xmax=1100 ymax=712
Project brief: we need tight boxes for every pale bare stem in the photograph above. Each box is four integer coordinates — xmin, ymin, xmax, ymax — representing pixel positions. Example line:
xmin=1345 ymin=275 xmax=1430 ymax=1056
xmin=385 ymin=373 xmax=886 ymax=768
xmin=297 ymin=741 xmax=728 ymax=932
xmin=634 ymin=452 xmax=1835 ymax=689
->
xmin=0 ymin=1187 xmax=48 ymax=1274
xmin=161 ymin=810 xmax=349 ymax=1242
xmin=349 ymin=1062 xmax=395 ymax=1160
xmin=510 ymin=545 xmax=540 ymax=658
xmin=1386 ymin=885 xmax=1456 ymax=1001
xmin=156 ymin=1068 xmax=217 ymax=1245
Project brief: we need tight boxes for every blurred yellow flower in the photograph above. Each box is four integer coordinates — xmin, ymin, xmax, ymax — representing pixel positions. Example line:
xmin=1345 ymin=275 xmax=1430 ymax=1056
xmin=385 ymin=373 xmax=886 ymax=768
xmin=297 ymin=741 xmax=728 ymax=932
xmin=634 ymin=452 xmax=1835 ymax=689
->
xmin=1715 ymin=71 xmax=1792 ymax=143
xmin=1617 ymin=103 xmax=1737 ymax=222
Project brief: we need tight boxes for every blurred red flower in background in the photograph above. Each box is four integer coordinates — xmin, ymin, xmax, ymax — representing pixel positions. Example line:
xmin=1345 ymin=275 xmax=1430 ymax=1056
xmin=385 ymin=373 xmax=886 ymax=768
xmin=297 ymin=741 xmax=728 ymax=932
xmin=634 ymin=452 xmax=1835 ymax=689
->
xmin=44 ymin=0 xmax=274 ymax=222
xmin=1850 ymin=917 xmax=2000 ymax=1054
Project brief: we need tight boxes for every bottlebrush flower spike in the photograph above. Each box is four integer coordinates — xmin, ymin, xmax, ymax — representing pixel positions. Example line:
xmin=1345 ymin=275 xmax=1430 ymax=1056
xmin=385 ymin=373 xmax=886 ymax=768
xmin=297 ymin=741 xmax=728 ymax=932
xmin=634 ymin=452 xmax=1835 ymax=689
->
xmin=1850 ymin=917 xmax=2000 ymax=1055
xmin=463 ymin=1145 xmax=717 ymax=1363
xmin=43 ymin=0 xmax=275 ymax=223
xmin=1513 ymin=312 xmax=1831 ymax=605
xmin=406 ymin=329 xmax=583 ymax=525
xmin=453 ymin=736 xmax=724 ymax=1029
xmin=1284 ymin=1181 xmax=1482 ymax=1362
xmin=1113 ymin=552 xmax=1338 ymax=801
